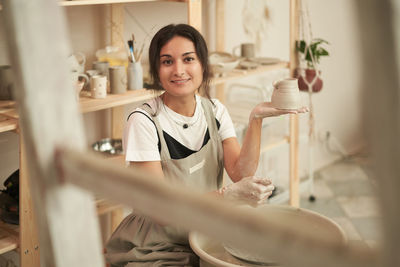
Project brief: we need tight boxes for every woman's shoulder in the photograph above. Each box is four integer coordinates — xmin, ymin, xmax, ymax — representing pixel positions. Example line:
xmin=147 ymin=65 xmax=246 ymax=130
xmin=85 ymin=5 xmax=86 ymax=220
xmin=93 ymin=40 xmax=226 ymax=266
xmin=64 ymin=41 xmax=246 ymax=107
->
xmin=127 ymin=96 xmax=162 ymax=122
xmin=210 ymin=97 xmax=228 ymax=116
xmin=196 ymin=95 xmax=226 ymax=111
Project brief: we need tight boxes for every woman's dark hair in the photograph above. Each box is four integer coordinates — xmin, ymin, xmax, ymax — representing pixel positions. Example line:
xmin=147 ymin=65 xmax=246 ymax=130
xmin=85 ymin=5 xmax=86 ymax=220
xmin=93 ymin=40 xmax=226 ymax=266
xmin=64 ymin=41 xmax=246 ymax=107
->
xmin=148 ymin=24 xmax=211 ymax=99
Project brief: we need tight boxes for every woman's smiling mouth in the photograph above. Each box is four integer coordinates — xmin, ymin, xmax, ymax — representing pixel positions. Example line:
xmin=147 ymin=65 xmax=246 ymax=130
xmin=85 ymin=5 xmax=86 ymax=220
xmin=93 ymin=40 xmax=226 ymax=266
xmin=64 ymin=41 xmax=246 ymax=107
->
xmin=171 ymin=78 xmax=190 ymax=84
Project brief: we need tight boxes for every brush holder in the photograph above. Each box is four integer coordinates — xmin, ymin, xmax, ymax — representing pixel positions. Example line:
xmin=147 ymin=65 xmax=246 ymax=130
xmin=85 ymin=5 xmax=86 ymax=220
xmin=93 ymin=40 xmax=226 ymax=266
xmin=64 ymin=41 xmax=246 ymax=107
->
xmin=127 ymin=62 xmax=143 ymax=90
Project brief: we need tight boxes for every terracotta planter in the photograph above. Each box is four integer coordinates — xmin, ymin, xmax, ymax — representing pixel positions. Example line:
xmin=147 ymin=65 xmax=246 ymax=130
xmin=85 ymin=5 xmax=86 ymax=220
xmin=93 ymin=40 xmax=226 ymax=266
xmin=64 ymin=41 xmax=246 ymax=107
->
xmin=296 ymin=68 xmax=323 ymax=93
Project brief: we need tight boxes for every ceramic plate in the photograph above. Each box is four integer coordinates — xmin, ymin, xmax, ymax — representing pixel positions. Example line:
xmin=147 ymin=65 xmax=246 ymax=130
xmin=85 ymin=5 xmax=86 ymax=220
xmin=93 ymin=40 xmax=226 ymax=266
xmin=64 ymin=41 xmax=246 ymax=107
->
xmin=239 ymin=60 xmax=259 ymax=69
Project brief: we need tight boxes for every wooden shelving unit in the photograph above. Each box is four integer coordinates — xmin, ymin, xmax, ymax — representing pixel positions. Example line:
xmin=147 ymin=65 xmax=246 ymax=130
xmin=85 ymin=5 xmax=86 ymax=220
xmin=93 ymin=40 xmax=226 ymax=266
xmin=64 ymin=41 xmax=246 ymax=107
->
xmin=213 ymin=0 xmax=300 ymax=207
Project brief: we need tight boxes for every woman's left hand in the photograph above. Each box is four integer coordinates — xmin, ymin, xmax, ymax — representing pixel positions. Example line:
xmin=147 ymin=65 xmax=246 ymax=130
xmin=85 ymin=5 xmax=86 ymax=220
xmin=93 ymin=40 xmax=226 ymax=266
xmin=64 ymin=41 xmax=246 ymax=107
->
xmin=250 ymin=102 xmax=308 ymax=121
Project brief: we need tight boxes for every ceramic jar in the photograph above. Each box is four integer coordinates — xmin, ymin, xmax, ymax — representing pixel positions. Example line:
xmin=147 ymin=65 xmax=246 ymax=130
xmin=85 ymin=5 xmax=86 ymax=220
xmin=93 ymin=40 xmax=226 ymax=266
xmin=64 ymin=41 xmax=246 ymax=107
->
xmin=271 ymin=78 xmax=300 ymax=110
xmin=127 ymin=62 xmax=143 ymax=90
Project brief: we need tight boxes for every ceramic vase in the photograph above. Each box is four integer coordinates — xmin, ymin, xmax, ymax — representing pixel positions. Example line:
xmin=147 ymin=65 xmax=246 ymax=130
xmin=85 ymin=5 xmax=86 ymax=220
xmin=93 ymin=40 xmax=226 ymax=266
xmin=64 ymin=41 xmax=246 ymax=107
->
xmin=271 ymin=78 xmax=301 ymax=110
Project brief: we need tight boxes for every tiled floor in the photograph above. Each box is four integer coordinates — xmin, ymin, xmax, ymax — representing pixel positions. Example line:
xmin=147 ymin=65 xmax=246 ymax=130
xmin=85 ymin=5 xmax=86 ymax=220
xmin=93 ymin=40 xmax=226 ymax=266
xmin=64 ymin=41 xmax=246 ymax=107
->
xmin=299 ymin=153 xmax=382 ymax=250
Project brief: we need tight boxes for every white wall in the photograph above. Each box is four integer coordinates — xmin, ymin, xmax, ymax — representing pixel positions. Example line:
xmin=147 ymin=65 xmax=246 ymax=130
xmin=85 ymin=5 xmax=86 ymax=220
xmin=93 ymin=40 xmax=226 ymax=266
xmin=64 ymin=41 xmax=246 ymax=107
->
xmin=213 ymin=0 xmax=366 ymax=184
xmin=0 ymin=0 xmax=366 ymax=186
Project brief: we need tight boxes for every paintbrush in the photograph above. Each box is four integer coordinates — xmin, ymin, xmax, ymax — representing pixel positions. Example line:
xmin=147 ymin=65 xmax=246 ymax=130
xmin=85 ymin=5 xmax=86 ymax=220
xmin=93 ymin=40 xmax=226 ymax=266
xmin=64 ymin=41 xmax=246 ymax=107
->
xmin=127 ymin=40 xmax=136 ymax=63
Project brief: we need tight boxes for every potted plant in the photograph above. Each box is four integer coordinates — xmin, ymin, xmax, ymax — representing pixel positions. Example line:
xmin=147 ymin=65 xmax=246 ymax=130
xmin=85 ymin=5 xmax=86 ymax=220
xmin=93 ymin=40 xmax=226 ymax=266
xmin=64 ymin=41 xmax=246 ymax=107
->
xmin=295 ymin=38 xmax=329 ymax=92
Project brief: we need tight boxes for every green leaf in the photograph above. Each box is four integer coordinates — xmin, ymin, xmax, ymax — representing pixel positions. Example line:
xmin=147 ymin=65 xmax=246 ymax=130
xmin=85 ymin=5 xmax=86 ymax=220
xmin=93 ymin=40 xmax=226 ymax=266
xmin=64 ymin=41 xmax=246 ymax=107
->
xmin=296 ymin=40 xmax=306 ymax=53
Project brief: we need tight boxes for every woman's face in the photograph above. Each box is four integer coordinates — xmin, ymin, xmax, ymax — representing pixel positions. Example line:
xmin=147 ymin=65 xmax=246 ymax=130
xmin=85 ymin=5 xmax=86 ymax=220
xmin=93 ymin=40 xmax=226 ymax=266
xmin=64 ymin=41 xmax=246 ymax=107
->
xmin=158 ymin=35 xmax=203 ymax=98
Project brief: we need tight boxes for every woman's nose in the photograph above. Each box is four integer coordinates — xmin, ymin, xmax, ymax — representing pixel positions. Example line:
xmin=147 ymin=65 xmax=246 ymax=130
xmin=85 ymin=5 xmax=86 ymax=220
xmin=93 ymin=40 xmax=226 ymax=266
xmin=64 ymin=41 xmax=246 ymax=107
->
xmin=173 ymin=60 xmax=185 ymax=76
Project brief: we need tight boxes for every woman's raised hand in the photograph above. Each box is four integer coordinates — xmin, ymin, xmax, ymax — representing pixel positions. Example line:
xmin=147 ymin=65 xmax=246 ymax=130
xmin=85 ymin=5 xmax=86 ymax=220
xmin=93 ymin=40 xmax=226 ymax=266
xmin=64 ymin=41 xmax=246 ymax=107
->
xmin=249 ymin=102 xmax=308 ymax=121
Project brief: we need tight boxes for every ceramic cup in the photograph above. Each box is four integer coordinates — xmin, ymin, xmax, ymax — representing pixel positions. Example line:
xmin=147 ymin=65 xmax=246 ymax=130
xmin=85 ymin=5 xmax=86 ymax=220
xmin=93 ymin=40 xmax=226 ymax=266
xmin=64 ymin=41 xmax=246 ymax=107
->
xmin=86 ymin=69 xmax=100 ymax=78
xmin=127 ymin=62 xmax=143 ymax=90
xmin=90 ymin=75 xmax=107 ymax=99
xmin=233 ymin=43 xmax=255 ymax=58
xmin=109 ymin=65 xmax=127 ymax=94
xmin=271 ymin=78 xmax=300 ymax=110
xmin=70 ymin=70 xmax=89 ymax=91
xmin=93 ymin=61 xmax=110 ymax=81
xmin=68 ymin=52 xmax=86 ymax=74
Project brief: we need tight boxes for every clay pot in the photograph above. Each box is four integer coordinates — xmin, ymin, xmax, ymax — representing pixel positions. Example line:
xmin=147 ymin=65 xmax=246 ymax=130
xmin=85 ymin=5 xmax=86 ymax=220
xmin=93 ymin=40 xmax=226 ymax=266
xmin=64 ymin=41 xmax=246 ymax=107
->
xmin=271 ymin=78 xmax=301 ymax=110
xmin=297 ymin=68 xmax=323 ymax=93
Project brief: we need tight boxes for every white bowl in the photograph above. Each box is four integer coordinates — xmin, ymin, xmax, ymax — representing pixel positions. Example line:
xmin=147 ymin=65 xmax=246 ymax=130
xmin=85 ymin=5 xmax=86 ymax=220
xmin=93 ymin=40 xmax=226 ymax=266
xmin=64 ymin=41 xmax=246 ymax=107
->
xmin=209 ymin=52 xmax=240 ymax=75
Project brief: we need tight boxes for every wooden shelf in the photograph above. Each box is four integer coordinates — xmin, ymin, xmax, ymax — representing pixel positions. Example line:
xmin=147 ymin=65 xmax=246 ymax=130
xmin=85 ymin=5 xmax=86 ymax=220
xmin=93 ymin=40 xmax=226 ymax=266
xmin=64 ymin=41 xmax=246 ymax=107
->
xmin=0 ymin=0 xmax=187 ymax=11
xmin=79 ymin=89 xmax=158 ymax=113
xmin=0 ymin=101 xmax=18 ymax=133
xmin=0 ymin=221 xmax=19 ymax=254
xmin=60 ymin=0 xmax=186 ymax=7
xmin=0 ymin=118 xmax=18 ymax=133
xmin=211 ymin=61 xmax=289 ymax=85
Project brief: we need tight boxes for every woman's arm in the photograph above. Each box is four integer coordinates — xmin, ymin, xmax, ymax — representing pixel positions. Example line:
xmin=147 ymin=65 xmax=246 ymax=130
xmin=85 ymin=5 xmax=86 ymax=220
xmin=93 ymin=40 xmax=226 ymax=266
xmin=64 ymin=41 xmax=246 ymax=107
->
xmin=222 ymin=117 xmax=263 ymax=182
xmin=223 ymin=102 xmax=308 ymax=183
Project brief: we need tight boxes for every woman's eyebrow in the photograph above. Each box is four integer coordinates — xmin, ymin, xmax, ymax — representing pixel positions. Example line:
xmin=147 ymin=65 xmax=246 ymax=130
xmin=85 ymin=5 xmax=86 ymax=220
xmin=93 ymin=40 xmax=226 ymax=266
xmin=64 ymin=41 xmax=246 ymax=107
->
xmin=160 ymin=52 xmax=195 ymax=58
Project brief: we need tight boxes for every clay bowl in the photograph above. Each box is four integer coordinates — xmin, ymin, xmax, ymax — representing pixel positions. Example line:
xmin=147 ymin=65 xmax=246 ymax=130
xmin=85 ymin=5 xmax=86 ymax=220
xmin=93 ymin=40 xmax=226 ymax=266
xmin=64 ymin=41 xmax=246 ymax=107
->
xmin=222 ymin=205 xmax=347 ymax=265
xmin=189 ymin=205 xmax=347 ymax=266
xmin=209 ymin=52 xmax=240 ymax=76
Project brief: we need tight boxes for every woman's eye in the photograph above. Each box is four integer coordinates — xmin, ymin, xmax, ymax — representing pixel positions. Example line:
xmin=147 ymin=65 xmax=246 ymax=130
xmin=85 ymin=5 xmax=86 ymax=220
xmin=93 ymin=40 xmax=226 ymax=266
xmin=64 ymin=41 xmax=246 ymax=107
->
xmin=184 ymin=57 xmax=195 ymax=62
xmin=162 ymin=59 xmax=173 ymax=65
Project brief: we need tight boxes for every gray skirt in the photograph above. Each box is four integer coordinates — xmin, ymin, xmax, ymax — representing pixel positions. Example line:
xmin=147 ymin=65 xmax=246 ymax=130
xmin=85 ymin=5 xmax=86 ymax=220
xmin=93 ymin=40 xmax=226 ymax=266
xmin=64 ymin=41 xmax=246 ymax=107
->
xmin=105 ymin=213 xmax=199 ymax=267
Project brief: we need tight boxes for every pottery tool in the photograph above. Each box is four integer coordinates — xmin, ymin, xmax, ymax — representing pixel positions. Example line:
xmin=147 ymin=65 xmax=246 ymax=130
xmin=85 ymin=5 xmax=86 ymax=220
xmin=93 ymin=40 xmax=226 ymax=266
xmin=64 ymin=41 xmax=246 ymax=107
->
xmin=127 ymin=40 xmax=136 ymax=63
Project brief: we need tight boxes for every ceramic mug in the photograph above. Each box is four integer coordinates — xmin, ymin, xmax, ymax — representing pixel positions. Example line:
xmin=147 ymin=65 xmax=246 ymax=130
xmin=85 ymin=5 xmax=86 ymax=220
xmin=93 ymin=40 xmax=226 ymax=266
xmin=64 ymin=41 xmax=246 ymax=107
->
xmin=271 ymin=78 xmax=300 ymax=110
xmin=109 ymin=65 xmax=127 ymax=94
xmin=67 ymin=52 xmax=86 ymax=74
xmin=233 ymin=43 xmax=255 ymax=58
xmin=92 ymin=61 xmax=109 ymax=78
xmin=70 ymin=71 xmax=89 ymax=100
xmin=90 ymin=75 xmax=107 ymax=99
xmin=127 ymin=62 xmax=143 ymax=90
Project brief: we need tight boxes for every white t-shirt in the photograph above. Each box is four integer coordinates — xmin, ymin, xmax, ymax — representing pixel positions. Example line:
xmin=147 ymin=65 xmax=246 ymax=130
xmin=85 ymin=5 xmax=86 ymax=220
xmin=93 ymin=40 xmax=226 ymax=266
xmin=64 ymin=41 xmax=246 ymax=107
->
xmin=124 ymin=94 xmax=236 ymax=162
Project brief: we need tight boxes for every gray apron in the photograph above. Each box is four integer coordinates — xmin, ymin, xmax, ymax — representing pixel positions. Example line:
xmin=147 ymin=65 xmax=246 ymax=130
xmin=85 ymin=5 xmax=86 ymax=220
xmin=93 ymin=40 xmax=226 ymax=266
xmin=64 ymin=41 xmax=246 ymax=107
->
xmin=106 ymin=97 xmax=224 ymax=267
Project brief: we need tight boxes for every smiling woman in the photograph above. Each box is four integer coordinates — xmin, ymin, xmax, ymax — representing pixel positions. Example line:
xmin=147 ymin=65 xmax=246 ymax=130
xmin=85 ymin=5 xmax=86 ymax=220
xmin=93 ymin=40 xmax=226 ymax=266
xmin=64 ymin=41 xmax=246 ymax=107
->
xmin=104 ymin=23 xmax=307 ymax=267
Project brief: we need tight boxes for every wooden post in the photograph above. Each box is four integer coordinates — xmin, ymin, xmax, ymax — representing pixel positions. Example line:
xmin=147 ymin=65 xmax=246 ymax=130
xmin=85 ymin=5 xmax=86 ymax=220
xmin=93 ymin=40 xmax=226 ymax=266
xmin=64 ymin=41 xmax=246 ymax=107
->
xmin=215 ymin=0 xmax=225 ymax=103
xmin=187 ymin=0 xmax=202 ymax=32
xmin=289 ymin=0 xmax=300 ymax=207
xmin=110 ymin=4 xmax=126 ymax=140
xmin=356 ymin=1 xmax=400 ymax=266
xmin=56 ymin=147 xmax=376 ymax=267
xmin=3 ymin=1 xmax=104 ymax=266
xmin=110 ymin=3 xmax=125 ymax=231
xmin=19 ymin=134 xmax=40 ymax=267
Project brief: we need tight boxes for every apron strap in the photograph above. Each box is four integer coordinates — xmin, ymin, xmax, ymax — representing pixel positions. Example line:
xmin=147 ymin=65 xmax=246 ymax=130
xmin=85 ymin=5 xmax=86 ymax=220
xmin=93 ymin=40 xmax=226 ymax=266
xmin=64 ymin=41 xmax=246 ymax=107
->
xmin=200 ymin=97 xmax=219 ymax=141
xmin=140 ymin=101 xmax=171 ymax=160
